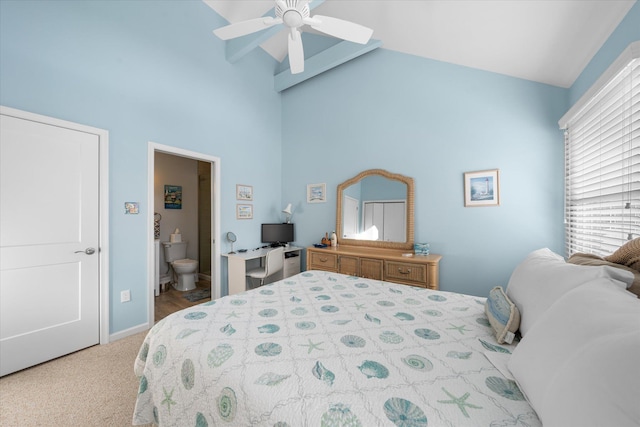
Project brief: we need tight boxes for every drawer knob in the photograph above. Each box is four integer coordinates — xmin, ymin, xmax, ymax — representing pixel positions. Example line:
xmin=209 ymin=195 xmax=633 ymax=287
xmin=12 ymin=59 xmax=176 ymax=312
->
xmin=398 ymin=268 xmax=411 ymax=274
xmin=319 ymin=256 xmax=328 ymax=262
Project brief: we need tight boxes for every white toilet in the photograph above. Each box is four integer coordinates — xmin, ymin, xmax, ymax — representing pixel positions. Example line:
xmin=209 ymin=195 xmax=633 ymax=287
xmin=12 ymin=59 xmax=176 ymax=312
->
xmin=162 ymin=241 xmax=198 ymax=291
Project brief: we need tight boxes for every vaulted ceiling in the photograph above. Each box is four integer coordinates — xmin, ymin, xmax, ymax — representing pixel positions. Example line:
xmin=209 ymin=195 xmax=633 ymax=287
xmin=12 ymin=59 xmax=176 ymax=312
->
xmin=204 ymin=0 xmax=635 ymax=90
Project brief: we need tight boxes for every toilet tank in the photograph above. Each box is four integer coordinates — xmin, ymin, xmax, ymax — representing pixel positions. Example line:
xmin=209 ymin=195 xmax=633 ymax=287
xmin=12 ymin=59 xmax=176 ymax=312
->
xmin=163 ymin=241 xmax=187 ymax=262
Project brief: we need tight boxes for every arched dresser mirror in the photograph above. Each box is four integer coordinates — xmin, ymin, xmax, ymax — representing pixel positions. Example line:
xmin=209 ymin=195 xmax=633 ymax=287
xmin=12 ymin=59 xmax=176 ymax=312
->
xmin=309 ymin=169 xmax=439 ymax=289
xmin=336 ymin=169 xmax=414 ymax=251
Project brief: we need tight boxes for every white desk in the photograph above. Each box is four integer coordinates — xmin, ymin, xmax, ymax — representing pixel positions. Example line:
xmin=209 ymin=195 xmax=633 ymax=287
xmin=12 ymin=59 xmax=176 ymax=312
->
xmin=222 ymin=246 xmax=303 ymax=296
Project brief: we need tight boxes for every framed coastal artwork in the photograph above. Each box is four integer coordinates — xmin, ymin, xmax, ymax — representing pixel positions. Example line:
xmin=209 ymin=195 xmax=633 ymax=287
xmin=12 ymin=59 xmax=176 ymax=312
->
xmin=236 ymin=184 xmax=253 ymax=201
xmin=164 ymin=185 xmax=182 ymax=209
xmin=464 ymin=169 xmax=500 ymax=207
xmin=307 ymin=183 xmax=326 ymax=203
xmin=124 ymin=202 xmax=139 ymax=214
xmin=236 ymin=204 xmax=253 ymax=219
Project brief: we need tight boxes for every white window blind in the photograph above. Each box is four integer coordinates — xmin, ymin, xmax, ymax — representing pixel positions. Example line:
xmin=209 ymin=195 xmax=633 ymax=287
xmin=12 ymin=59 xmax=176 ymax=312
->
xmin=563 ymin=55 xmax=639 ymax=256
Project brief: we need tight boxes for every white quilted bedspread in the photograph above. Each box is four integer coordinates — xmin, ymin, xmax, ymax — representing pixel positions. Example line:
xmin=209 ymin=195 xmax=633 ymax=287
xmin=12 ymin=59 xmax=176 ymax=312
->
xmin=133 ymin=270 xmax=539 ymax=426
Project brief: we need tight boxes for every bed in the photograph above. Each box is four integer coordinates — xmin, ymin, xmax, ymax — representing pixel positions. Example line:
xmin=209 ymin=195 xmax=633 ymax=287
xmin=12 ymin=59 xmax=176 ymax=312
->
xmin=133 ymin=246 xmax=640 ymax=426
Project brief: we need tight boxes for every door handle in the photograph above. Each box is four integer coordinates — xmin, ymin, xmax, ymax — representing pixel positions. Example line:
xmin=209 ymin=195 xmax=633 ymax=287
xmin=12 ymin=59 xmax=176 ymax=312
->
xmin=75 ymin=247 xmax=96 ymax=255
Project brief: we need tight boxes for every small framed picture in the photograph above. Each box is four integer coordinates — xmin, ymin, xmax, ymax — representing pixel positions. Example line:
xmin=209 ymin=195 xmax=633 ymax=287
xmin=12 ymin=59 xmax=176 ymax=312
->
xmin=464 ymin=169 xmax=500 ymax=207
xmin=307 ymin=183 xmax=326 ymax=203
xmin=236 ymin=204 xmax=253 ymax=219
xmin=124 ymin=202 xmax=139 ymax=214
xmin=236 ymin=184 xmax=253 ymax=201
xmin=164 ymin=185 xmax=182 ymax=209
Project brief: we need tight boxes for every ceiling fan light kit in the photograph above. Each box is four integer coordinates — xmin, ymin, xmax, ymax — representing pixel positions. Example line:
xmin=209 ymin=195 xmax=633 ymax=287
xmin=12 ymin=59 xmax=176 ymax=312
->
xmin=213 ymin=0 xmax=373 ymax=74
xmin=278 ymin=0 xmax=309 ymax=27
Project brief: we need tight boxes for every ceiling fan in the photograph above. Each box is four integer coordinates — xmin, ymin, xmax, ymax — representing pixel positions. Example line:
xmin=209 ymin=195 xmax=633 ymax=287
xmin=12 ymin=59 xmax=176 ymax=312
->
xmin=213 ymin=0 xmax=374 ymax=74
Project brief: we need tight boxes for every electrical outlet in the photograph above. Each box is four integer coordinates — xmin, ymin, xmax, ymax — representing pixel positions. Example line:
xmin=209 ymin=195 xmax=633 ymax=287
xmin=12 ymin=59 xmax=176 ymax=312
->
xmin=121 ymin=290 xmax=131 ymax=303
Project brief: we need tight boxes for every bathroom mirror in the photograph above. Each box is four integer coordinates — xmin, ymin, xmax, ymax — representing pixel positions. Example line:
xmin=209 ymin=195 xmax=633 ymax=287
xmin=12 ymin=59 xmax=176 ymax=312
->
xmin=336 ymin=169 xmax=414 ymax=250
xmin=226 ymin=231 xmax=237 ymax=254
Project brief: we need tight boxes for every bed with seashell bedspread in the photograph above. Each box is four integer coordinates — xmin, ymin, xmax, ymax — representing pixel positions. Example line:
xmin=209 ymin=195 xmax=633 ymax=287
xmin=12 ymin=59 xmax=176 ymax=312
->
xmin=133 ymin=270 xmax=539 ymax=426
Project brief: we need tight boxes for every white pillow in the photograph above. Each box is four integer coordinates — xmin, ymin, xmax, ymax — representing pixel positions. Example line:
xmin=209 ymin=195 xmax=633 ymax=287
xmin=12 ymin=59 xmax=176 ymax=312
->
xmin=508 ymin=279 xmax=640 ymax=427
xmin=505 ymin=248 xmax=634 ymax=336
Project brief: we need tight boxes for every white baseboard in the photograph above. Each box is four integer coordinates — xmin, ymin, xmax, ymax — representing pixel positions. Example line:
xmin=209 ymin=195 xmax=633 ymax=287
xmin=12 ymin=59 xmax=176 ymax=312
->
xmin=108 ymin=323 xmax=150 ymax=343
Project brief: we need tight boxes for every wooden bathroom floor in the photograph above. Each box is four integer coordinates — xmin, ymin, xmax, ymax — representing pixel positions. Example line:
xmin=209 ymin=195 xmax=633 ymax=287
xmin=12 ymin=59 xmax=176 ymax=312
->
xmin=155 ymin=280 xmax=212 ymax=322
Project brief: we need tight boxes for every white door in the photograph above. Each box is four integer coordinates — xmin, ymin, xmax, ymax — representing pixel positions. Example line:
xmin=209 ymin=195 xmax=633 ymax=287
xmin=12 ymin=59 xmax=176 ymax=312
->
xmin=363 ymin=202 xmax=384 ymax=240
xmin=383 ymin=202 xmax=406 ymax=242
xmin=0 ymin=112 xmax=100 ymax=376
xmin=363 ymin=201 xmax=406 ymax=241
xmin=343 ymin=196 xmax=359 ymax=238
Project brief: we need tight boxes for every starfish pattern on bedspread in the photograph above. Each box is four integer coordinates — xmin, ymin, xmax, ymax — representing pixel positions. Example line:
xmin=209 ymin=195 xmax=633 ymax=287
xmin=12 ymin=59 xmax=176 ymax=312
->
xmin=437 ymin=387 xmax=483 ymax=418
xmin=161 ymin=387 xmax=177 ymax=414
xmin=447 ymin=324 xmax=470 ymax=334
xmin=299 ymin=339 xmax=324 ymax=354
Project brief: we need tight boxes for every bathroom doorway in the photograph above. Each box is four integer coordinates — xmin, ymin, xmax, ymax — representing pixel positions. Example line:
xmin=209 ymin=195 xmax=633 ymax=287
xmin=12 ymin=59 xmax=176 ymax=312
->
xmin=198 ymin=161 xmax=212 ymax=279
xmin=147 ymin=143 xmax=220 ymax=328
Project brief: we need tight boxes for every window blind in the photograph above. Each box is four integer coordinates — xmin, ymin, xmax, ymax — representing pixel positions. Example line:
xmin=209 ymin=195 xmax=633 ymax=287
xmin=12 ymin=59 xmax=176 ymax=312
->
xmin=564 ymin=56 xmax=639 ymax=256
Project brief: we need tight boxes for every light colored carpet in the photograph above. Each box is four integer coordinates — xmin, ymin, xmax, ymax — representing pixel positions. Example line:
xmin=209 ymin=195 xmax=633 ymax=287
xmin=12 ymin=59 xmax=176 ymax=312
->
xmin=0 ymin=330 xmax=152 ymax=427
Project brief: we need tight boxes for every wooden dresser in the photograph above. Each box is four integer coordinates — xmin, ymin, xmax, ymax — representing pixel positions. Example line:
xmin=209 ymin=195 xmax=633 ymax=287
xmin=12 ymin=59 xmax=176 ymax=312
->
xmin=307 ymin=245 xmax=442 ymax=290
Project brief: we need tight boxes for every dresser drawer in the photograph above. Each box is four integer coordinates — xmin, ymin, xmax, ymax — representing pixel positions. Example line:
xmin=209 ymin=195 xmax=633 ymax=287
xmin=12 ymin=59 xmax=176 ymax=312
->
xmin=338 ymin=255 xmax=359 ymax=276
xmin=385 ymin=261 xmax=427 ymax=287
xmin=308 ymin=251 xmax=338 ymax=271
xmin=360 ymin=257 xmax=383 ymax=280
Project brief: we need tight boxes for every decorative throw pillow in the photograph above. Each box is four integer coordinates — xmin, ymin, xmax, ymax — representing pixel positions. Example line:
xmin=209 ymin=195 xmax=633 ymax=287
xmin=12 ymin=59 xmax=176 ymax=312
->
xmin=484 ymin=286 xmax=520 ymax=344
xmin=508 ymin=279 xmax=640 ymax=427
xmin=505 ymin=248 xmax=634 ymax=336
xmin=605 ymin=237 xmax=640 ymax=271
xmin=568 ymin=252 xmax=640 ymax=297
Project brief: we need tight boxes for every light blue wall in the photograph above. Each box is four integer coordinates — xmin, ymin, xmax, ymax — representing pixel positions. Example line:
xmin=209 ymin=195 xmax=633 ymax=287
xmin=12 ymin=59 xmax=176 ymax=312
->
xmin=281 ymin=3 xmax=640 ymax=298
xmin=282 ymin=50 xmax=568 ymax=297
xmin=2 ymin=0 xmax=639 ymax=334
xmin=0 ymin=0 xmax=283 ymax=334
xmin=569 ymin=2 xmax=640 ymax=105
xmin=361 ymin=176 xmax=407 ymax=201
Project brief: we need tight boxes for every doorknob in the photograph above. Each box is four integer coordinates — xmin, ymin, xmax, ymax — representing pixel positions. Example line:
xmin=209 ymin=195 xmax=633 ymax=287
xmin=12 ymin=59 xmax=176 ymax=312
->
xmin=75 ymin=247 xmax=96 ymax=255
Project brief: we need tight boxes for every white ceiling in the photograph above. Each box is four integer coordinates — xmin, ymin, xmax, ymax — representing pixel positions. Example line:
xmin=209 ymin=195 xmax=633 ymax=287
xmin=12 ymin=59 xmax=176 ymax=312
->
xmin=204 ymin=0 xmax=635 ymax=88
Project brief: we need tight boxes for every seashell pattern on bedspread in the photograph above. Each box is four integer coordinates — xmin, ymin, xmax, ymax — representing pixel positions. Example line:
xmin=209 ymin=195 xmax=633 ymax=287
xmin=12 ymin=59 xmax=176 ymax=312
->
xmin=133 ymin=270 xmax=540 ymax=426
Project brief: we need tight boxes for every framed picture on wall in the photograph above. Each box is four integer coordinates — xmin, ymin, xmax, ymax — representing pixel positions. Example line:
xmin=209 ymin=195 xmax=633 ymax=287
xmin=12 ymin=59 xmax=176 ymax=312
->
xmin=236 ymin=204 xmax=253 ymax=219
xmin=236 ymin=184 xmax=253 ymax=201
xmin=164 ymin=185 xmax=182 ymax=209
xmin=307 ymin=183 xmax=326 ymax=203
xmin=124 ymin=202 xmax=139 ymax=214
xmin=464 ymin=169 xmax=500 ymax=207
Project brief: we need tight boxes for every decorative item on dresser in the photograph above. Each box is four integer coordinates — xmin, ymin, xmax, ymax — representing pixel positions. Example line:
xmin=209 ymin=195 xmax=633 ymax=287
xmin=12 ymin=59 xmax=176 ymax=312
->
xmin=306 ymin=168 xmax=442 ymax=289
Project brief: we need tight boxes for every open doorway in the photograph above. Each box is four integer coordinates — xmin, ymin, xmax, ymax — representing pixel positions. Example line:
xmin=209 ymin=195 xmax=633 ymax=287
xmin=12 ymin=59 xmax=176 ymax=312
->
xmin=198 ymin=161 xmax=212 ymax=280
xmin=147 ymin=143 xmax=220 ymax=328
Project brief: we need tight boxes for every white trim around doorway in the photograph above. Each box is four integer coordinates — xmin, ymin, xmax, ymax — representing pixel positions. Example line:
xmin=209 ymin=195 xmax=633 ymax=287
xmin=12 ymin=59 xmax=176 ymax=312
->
xmin=147 ymin=142 xmax=221 ymax=329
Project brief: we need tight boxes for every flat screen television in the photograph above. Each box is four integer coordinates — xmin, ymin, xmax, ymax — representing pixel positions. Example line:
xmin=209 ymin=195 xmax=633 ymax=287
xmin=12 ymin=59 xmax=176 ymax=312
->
xmin=261 ymin=223 xmax=294 ymax=246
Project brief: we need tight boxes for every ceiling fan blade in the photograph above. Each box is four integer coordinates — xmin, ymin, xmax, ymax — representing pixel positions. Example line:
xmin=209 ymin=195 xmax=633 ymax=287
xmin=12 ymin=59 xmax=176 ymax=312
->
xmin=288 ymin=30 xmax=305 ymax=74
xmin=213 ymin=17 xmax=282 ymax=40
xmin=307 ymin=15 xmax=373 ymax=44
